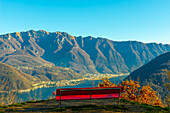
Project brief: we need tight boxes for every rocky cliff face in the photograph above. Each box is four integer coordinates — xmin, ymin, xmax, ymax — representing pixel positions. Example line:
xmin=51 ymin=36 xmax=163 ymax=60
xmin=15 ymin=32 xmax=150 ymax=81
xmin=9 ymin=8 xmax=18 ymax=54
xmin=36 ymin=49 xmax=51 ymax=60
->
xmin=0 ymin=30 xmax=170 ymax=74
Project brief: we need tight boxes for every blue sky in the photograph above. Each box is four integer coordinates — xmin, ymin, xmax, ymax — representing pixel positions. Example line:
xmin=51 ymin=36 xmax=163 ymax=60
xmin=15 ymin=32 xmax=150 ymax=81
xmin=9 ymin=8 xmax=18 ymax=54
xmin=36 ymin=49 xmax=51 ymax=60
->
xmin=0 ymin=0 xmax=170 ymax=44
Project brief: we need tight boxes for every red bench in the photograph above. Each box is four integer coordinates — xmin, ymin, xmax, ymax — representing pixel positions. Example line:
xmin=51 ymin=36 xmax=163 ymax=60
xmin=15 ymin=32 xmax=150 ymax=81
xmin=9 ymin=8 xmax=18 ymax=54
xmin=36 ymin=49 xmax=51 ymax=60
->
xmin=53 ymin=86 xmax=124 ymax=107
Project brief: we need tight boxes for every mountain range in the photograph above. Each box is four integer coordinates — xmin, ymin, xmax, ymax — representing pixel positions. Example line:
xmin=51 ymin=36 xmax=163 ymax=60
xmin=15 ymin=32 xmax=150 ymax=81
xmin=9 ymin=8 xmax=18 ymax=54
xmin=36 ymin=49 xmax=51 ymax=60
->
xmin=0 ymin=30 xmax=170 ymax=74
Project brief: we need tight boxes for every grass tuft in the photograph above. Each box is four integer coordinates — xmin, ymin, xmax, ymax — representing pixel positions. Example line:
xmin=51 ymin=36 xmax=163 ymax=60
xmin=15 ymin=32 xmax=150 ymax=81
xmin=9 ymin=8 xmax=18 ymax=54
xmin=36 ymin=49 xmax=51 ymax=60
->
xmin=0 ymin=105 xmax=8 ymax=108
xmin=51 ymin=107 xmax=66 ymax=112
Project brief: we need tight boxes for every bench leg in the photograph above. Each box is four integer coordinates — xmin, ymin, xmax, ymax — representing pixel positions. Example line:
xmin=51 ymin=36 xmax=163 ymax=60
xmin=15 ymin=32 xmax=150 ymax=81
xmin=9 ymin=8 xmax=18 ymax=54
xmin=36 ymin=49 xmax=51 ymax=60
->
xmin=113 ymin=98 xmax=119 ymax=106
xmin=118 ymin=98 xmax=120 ymax=105
xmin=59 ymin=101 xmax=61 ymax=108
xmin=113 ymin=98 xmax=117 ymax=105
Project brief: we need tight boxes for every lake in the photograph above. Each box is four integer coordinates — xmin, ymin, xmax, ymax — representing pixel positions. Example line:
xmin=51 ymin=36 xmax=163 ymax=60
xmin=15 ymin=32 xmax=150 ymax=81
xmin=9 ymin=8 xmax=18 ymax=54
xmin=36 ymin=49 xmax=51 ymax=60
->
xmin=16 ymin=75 xmax=127 ymax=102
xmin=0 ymin=75 xmax=128 ymax=104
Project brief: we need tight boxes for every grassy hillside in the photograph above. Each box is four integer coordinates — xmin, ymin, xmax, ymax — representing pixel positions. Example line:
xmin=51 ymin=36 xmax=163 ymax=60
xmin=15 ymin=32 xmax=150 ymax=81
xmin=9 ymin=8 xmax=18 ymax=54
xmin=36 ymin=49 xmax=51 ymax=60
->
xmin=21 ymin=66 xmax=81 ymax=81
xmin=0 ymin=63 xmax=40 ymax=91
xmin=124 ymin=52 xmax=170 ymax=101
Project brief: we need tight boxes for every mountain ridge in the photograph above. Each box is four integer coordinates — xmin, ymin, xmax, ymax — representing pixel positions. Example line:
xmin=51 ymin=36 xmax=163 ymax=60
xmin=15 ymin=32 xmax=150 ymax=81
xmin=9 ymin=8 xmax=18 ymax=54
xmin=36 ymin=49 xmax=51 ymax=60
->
xmin=0 ymin=30 xmax=170 ymax=74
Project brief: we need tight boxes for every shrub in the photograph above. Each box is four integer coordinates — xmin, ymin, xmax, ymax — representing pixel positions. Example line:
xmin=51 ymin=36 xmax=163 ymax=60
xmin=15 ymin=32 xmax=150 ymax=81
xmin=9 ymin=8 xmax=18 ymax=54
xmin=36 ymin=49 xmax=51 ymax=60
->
xmin=98 ymin=77 xmax=162 ymax=106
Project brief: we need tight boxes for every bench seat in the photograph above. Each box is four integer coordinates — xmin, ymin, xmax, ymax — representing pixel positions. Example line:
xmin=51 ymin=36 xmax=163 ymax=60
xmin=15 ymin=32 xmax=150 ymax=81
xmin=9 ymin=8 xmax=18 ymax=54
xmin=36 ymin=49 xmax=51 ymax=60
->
xmin=56 ymin=94 xmax=121 ymax=100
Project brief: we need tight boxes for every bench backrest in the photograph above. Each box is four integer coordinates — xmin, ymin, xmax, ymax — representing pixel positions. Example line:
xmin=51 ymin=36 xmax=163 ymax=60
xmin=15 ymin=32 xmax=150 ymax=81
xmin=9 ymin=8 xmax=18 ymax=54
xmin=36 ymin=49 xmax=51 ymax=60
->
xmin=55 ymin=87 xmax=124 ymax=96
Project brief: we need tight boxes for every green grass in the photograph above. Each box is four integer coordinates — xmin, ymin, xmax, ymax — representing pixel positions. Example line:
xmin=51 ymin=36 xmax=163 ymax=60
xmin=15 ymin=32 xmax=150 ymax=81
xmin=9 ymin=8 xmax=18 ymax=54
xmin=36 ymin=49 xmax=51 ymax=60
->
xmin=26 ymin=100 xmax=44 ymax=103
xmin=1 ymin=98 xmax=169 ymax=112
xmin=0 ymin=102 xmax=26 ymax=108
xmin=25 ymin=99 xmax=54 ymax=103
xmin=8 ymin=102 xmax=26 ymax=107
xmin=0 ymin=99 xmax=53 ymax=110
xmin=0 ymin=108 xmax=5 ymax=110
xmin=51 ymin=104 xmax=129 ymax=112
xmin=4 ymin=109 xmax=15 ymax=112
xmin=141 ymin=104 xmax=170 ymax=113
xmin=0 ymin=105 xmax=8 ymax=108
xmin=52 ymin=107 xmax=67 ymax=112
xmin=121 ymin=99 xmax=170 ymax=113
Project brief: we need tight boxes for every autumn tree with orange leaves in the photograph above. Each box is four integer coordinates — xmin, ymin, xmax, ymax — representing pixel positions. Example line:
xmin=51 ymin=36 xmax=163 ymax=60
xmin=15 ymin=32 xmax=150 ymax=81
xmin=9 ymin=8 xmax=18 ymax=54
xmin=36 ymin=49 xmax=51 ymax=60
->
xmin=98 ymin=77 xmax=162 ymax=106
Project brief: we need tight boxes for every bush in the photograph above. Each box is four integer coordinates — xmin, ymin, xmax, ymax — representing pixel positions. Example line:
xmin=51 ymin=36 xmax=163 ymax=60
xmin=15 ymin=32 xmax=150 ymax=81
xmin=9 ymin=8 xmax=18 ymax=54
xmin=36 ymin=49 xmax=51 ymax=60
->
xmin=98 ymin=78 xmax=162 ymax=106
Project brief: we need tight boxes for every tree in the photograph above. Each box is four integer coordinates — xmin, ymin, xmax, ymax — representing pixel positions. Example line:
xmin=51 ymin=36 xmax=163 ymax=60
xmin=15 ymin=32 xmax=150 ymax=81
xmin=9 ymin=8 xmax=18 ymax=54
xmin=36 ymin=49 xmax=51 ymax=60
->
xmin=98 ymin=77 xmax=162 ymax=106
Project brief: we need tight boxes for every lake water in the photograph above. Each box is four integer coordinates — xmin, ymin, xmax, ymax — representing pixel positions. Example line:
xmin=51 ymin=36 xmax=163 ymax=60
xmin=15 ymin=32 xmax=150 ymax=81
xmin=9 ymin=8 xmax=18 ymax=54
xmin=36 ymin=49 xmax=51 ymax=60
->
xmin=15 ymin=75 xmax=128 ymax=102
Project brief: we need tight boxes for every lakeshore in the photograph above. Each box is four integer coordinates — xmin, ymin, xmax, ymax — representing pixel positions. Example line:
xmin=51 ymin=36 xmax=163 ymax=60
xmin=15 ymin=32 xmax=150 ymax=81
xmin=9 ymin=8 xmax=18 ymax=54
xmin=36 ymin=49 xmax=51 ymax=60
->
xmin=0 ymin=74 xmax=128 ymax=104
xmin=0 ymin=73 xmax=129 ymax=93
xmin=17 ymin=73 xmax=129 ymax=93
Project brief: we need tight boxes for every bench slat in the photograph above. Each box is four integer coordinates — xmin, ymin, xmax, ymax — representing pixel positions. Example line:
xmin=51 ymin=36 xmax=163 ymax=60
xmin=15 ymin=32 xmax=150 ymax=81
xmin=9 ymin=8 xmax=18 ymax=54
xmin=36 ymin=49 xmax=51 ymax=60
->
xmin=56 ymin=93 xmax=121 ymax=101
xmin=56 ymin=87 xmax=124 ymax=96
xmin=59 ymin=89 xmax=121 ymax=96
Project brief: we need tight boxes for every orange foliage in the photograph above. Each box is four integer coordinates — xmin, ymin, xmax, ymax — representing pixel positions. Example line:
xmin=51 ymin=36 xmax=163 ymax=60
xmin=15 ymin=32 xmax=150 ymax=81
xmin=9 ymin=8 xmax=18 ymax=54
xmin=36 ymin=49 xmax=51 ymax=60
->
xmin=98 ymin=77 xmax=162 ymax=106
xmin=98 ymin=78 xmax=117 ymax=87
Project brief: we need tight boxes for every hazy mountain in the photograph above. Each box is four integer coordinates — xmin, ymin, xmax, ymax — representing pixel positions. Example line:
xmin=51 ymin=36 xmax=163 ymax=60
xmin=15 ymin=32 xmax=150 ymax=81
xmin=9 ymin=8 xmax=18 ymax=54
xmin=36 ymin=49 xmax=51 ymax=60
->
xmin=0 ymin=30 xmax=170 ymax=74
xmin=0 ymin=62 xmax=40 ymax=91
xmin=124 ymin=52 xmax=170 ymax=100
